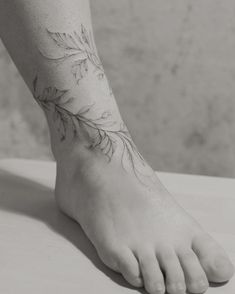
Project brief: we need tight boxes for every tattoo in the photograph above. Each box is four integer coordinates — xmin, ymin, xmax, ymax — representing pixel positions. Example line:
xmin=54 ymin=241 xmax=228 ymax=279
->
xmin=41 ymin=25 xmax=104 ymax=85
xmin=33 ymin=76 xmax=151 ymax=184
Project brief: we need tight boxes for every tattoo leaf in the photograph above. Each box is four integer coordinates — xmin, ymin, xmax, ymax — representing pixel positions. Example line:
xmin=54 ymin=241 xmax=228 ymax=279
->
xmin=101 ymin=111 xmax=111 ymax=119
xmin=77 ymin=104 xmax=94 ymax=116
xmin=91 ymin=130 xmax=116 ymax=160
xmin=41 ymin=87 xmax=68 ymax=104
xmin=57 ymin=111 xmax=69 ymax=141
xmin=81 ymin=24 xmax=90 ymax=46
xmin=43 ymin=25 xmax=105 ymax=84
xmin=33 ymin=76 xmax=38 ymax=93
xmin=71 ymin=58 xmax=88 ymax=83
xmin=47 ymin=30 xmax=84 ymax=52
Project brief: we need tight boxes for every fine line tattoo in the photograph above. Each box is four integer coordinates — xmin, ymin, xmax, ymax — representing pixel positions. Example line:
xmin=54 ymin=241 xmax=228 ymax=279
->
xmin=41 ymin=24 xmax=104 ymax=84
xmin=32 ymin=76 xmax=152 ymax=184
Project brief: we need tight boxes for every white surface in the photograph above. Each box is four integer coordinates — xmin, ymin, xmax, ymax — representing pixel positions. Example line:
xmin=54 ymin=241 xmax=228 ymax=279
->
xmin=0 ymin=158 xmax=234 ymax=294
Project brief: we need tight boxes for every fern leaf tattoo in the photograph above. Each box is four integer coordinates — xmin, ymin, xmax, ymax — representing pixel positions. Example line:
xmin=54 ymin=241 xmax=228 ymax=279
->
xmin=41 ymin=25 xmax=104 ymax=84
xmin=33 ymin=76 xmax=150 ymax=183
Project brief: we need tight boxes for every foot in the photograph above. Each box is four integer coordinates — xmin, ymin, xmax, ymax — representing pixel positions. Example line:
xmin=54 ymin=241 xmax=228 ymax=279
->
xmin=54 ymin=143 xmax=234 ymax=294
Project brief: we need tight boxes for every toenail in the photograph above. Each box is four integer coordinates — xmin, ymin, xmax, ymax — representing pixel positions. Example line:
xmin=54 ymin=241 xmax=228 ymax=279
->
xmin=214 ymin=256 xmax=229 ymax=269
xmin=190 ymin=279 xmax=208 ymax=293
xmin=198 ymin=278 xmax=208 ymax=288
xmin=176 ymin=282 xmax=185 ymax=290
xmin=134 ymin=277 xmax=143 ymax=286
xmin=212 ymin=256 xmax=235 ymax=280
xmin=155 ymin=283 xmax=164 ymax=293
xmin=169 ymin=282 xmax=185 ymax=292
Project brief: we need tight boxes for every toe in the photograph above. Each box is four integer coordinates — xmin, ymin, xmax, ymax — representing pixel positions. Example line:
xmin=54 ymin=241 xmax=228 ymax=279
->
xmin=158 ymin=247 xmax=186 ymax=294
xmin=98 ymin=245 xmax=143 ymax=287
xmin=138 ymin=248 xmax=165 ymax=294
xmin=178 ymin=249 xmax=209 ymax=293
xmin=192 ymin=233 xmax=235 ymax=283
xmin=116 ymin=247 xmax=143 ymax=287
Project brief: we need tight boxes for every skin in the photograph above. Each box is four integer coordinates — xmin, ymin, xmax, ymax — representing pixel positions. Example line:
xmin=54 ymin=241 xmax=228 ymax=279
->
xmin=0 ymin=1 xmax=234 ymax=293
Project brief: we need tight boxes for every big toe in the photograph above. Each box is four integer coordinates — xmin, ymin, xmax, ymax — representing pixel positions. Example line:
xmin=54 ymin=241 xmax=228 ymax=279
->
xmin=192 ymin=233 xmax=235 ymax=283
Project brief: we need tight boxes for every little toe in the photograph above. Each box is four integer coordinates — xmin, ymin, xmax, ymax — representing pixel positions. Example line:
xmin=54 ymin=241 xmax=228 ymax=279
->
xmin=138 ymin=249 xmax=165 ymax=294
xmin=192 ymin=233 xmax=235 ymax=283
xmin=158 ymin=247 xmax=186 ymax=294
xmin=178 ymin=249 xmax=209 ymax=293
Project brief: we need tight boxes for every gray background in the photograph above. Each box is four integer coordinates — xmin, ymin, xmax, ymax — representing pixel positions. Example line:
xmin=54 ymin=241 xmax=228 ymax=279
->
xmin=1 ymin=0 xmax=235 ymax=177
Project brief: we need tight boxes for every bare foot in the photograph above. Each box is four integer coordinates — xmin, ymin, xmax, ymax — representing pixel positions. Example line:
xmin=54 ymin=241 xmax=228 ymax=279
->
xmin=55 ymin=144 xmax=234 ymax=294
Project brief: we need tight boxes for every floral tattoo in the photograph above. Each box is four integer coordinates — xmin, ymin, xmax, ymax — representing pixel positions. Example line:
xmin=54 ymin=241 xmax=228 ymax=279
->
xmin=32 ymin=76 xmax=151 ymax=183
xmin=41 ymin=24 xmax=105 ymax=85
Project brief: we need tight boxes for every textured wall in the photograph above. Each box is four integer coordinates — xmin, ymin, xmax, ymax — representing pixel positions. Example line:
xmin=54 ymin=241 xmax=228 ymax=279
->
xmin=1 ymin=0 xmax=235 ymax=177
